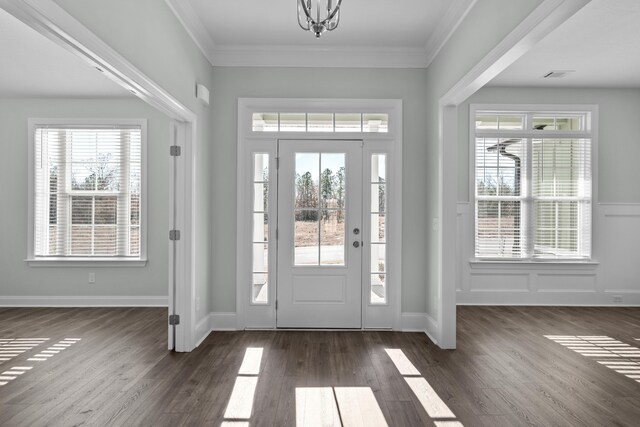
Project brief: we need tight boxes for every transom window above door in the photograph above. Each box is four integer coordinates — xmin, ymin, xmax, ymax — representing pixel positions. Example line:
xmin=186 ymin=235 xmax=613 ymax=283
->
xmin=252 ymin=112 xmax=389 ymax=133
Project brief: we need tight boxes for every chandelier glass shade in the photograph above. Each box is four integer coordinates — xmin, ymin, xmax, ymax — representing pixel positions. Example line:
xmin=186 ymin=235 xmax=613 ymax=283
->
xmin=297 ymin=0 xmax=343 ymax=38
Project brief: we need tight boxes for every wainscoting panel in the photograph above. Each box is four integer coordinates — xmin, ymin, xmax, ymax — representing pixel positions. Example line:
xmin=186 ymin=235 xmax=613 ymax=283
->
xmin=469 ymin=273 xmax=530 ymax=292
xmin=457 ymin=203 xmax=640 ymax=306
xmin=598 ymin=204 xmax=640 ymax=293
xmin=536 ymin=274 xmax=597 ymax=292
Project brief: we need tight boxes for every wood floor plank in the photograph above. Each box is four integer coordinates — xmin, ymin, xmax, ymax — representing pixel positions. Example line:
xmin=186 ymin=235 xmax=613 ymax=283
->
xmin=0 ymin=307 xmax=639 ymax=426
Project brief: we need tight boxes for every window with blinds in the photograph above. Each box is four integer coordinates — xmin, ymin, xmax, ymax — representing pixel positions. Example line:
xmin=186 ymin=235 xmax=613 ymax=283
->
xmin=33 ymin=123 xmax=143 ymax=259
xmin=473 ymin=108 xmax=593 ymax=259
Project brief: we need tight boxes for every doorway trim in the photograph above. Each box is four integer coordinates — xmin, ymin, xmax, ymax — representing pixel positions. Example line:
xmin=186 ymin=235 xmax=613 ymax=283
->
xmin=0 ymin=0 xmax=199 ymax=351
xmin=237 ymin=98 xmax=403 ymax=330
xmin=436 ymin=0 xmax=591 ymax=348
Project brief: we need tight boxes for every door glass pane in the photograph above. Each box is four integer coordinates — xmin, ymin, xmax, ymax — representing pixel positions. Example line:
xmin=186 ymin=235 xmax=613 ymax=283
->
xmin=254 ymin=183 xmax=268 ymax=212
xmin=371 ymin=183 xmax=386 ymax=213
xmin=253 ymin=153 xmax=269 ymax=181
xmin=295 ymin=153 xmax=319 ymax=209
xmin=252 ymin=153 xmax=269 ymax=304
xmin=320 ymin=153 xmax=345 ymax=209
xmin=371 ymin=213 xmax=385 ymax=242
xmin=321 ymin=210 xmax=345 ymax=265
xmin=253 ymin=213 xmax=268 ymax=242
xmin=372 ymin=154 xmax=386 ymax=182
xmin=371 ymin=243 xmax=386 ymax=273
xmin=252 ymin=273 xmax=268 ymax=303
xmin=370 ymin=154 xmax=388 ymax=304
xmin=252 ymin=243 xmax=268 ymax=272
xmin=371 ymin=274 xmax=386 ymax=304
xmin=295 ymin=210 xmax=319 ymax=265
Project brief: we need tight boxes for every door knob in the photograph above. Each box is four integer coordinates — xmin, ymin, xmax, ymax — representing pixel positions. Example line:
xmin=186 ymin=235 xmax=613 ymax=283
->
xmin=353 ymin=241 xmax=361 ymax=248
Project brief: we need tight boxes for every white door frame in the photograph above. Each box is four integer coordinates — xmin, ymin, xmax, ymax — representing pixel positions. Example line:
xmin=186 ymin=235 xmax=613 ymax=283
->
xmin=237 ymin=98 xmax=403 ymax=330
xmin=1 ymin=0 xmax=199 ymax=351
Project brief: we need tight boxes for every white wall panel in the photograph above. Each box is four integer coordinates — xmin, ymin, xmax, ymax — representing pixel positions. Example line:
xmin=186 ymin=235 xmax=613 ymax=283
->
xmin=457 ymin=203 xmax=640 ymax=305
xmin=598 ymin=204 xmax=640 ymax=293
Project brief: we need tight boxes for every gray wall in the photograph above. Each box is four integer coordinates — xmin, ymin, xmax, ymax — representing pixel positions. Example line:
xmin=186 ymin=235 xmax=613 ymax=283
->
xmin=0 ymin=97 xmax=169 ymax=298
xmin=210 ymin=67 xmax=429 ymax=313
xmin=459 ymin=86 xmax=640 ymax=203
xmin=53 ymin=0 xmax=215 ymax=322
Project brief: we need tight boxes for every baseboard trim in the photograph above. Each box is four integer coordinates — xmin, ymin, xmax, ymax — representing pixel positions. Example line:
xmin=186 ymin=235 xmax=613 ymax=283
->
xmin=424 ymin=313 xmax=439 ymax=345
xmin=400 ymin=312 xmax=440 ymax=346
xmin=0 ymin=295 xmax=168 ymax=307
xmin=194 ymin=313 xmax=211 ymax=347
xmin=210 ymin=312 xmax=238 ymax=331
xmin=400 ymin=312 xmax=428 ymax=332
xmin=457 ymin=291 xmax=640 ymax=306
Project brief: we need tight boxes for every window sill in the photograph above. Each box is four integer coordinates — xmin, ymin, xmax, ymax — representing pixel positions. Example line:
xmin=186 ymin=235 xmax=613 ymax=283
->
xmin=470 ymin=258 xmax=599 ymax=270
xmin=26 ymin=257 xmax=147 ymax=267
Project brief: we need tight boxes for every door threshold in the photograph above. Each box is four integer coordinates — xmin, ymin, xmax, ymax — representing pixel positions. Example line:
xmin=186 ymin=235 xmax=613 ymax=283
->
xmin=242 ymin=327 xmax=394 ymax=331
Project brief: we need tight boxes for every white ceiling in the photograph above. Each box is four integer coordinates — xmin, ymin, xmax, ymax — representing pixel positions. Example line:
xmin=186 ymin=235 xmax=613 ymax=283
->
xmin=167 ymin=0 xmax=476 ymax=68
xmin=0 ymin=8 xmax=130 ymax=98
xmin=490 ymin=0 xmax=640 ymax=88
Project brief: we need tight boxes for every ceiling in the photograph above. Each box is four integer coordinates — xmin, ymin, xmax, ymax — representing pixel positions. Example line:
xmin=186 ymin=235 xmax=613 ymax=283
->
xmin=167 ymin=0 xmax=476 ymax=68
xmin=0 ymin=8 xmax=130 ymax=98
xmin=490 ymin=0 xmax=640 ymax=88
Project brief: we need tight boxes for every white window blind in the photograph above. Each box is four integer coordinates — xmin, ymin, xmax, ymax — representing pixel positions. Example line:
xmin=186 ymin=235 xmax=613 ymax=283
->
xmin=474 ymin=109 xmax=592 ymax=260
xmin=34 ymin=125 xmax=142 ymax=258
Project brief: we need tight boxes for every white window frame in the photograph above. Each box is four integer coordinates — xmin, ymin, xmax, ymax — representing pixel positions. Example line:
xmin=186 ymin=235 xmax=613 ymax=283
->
xmin=27 ymin=118 xmax=148 ymax=267
xmin=470 ymin=104 xmax=598 ymax=263
xmin=237 ymin=98 xmax=403 ymax=330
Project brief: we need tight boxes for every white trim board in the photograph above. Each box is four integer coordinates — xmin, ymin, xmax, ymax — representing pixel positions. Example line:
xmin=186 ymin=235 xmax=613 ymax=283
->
xmin=236 ymin=98 xmax=403 ymax=331
xmin=165 ymin=0 xmax=476 ymax=68
xmin=0 ymin=296 xmax=168 ymax=307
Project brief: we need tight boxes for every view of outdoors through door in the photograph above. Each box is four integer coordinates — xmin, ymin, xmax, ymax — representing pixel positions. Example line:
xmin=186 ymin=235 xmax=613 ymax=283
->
xmin=277 ymin=140 xmax=362 ymax=328
xmin=294 ymin=152 xmax=346 ymax=266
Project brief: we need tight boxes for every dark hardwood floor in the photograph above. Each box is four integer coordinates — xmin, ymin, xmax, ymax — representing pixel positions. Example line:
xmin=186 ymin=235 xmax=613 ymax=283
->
xmin=0 ymin=306 xmax=639 ymax=426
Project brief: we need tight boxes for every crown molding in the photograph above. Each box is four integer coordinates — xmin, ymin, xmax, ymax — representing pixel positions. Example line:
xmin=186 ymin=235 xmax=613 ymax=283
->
xmin=211 ymin=44 xmax=428 ymax=68
xmin=424 ymin=0 xmax=478 ymax=68
xmin=164 ymin=0 xmax=216 ymax=66
xmin=165 ymin=0 xmax=477 ymax=69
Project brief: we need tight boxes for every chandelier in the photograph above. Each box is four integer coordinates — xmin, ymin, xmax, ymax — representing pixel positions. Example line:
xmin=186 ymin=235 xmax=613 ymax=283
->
xmin=297 ymin=0 xmax=343 ymax=38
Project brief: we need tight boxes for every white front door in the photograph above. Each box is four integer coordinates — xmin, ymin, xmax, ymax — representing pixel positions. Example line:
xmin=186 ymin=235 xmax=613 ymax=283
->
xmin=277 ymin=140 xmax=363 ymax=328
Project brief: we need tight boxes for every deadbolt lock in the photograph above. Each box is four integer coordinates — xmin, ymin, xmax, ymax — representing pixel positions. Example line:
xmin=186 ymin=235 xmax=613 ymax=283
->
xmin=353 ymin=228 xmax=360 ymax=235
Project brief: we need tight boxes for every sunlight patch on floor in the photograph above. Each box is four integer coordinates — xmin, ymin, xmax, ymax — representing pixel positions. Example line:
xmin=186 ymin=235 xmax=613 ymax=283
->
xmin=334 ymin=387 xmax=388 ymax=426
xmin=546 ymin=335 xmax=640 ymax=383
xmin=28 ymin=338 xmax=80 ymax=362
xmin=0 ymin=366 xmax=33 ymax=387
xmin=0 ymin=338 xmax=48 ymax=365
xmin=223 ymin=347 xmax=264 ymax=424
xmin=296 ymin=387 xmax=342 ymax=427
xmin=384 ymin=349 xmax=420 ymax=376
xmin=384 ymin=348 xmax=463 ymax=426
xmin=295 ymin=386 xmax=388 ymax=427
